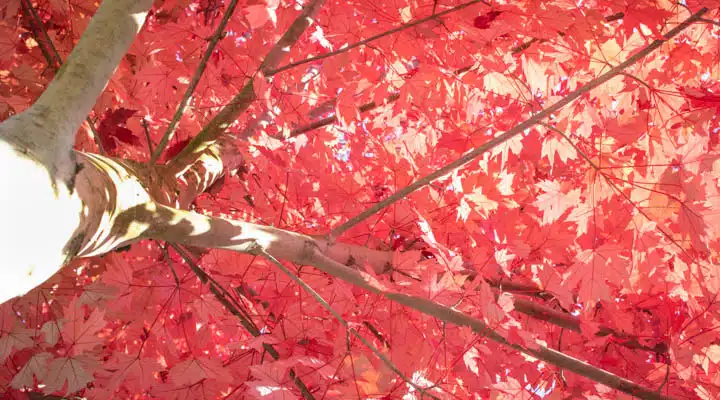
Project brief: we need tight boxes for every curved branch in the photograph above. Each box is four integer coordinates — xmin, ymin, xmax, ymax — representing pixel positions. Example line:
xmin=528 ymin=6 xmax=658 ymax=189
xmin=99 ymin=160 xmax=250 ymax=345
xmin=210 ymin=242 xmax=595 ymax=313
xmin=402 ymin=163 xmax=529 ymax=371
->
xmin=142 ymin=205 xmax=672 ymax=399
xmin=28 ymin=0 xmax=152 ymax=164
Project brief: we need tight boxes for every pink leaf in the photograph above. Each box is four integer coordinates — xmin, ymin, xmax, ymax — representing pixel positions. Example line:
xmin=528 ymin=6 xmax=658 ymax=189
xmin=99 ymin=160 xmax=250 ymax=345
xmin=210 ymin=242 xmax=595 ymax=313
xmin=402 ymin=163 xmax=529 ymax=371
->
xmin=246 ymin=5 xmax=276 ymax=29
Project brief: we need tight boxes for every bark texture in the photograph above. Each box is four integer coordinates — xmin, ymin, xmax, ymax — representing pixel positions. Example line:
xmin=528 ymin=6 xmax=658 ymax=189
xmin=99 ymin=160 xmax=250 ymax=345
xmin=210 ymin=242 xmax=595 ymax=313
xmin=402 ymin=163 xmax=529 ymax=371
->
xmin=0 ymin=0 xmax=153 ymax=303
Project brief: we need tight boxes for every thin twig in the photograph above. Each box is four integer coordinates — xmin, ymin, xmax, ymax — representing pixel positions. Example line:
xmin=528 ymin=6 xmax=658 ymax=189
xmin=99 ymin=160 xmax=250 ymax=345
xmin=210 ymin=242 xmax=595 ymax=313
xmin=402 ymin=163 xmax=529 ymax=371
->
xmin=149 ymin=0 xmax=242 ymax=164
xmin=540 ymin=121 xmax=694 ymax=263
xmin=288 ymin=92 xmax=400 ymax=138
xmin=263 ymin=251 xmax=441 ymax=400
xmin=265 ymin=0 xmax=489 ymax=77
xmin=329 ymin=7 xmax=709 ymax=238
xmin=20 ymin=0 xmax=61 ymax=68
xmin=142 ymin=119 xmax=154 ymax=155
xmin=305 ymin=248 xmax=673 ymax=399
xmin=698 ymin=17 xmax=720 ymax=27
xmin=169 ymin=243 xmax=316 ymax=400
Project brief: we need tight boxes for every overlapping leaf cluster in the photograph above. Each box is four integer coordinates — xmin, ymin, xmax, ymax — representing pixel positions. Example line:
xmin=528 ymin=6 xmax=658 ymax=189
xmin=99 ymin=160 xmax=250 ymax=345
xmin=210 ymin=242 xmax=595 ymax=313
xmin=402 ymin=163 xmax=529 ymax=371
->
xmin=1 ymin=0 xmax=719 ymax=398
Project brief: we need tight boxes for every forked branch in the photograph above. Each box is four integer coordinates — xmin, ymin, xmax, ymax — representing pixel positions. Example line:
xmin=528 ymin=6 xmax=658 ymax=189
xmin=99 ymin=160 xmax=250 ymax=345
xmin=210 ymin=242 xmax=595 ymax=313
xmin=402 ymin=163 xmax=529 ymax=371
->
xmin=142 ymin=204 xmax=672 ymax=399
xmin=149 ymin=0 xmax=243 ymax=164
xmin=165 ymin=0 xmax=326 ymax=175
xmin=170 ymin=244 xmax=315 ymax=399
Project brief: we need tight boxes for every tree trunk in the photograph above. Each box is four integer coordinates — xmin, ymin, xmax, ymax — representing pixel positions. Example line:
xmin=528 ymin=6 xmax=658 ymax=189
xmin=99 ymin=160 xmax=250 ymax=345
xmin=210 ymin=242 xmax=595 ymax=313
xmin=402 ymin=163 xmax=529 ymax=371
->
xmin=0 ymin=0 xmax=154 ymax=304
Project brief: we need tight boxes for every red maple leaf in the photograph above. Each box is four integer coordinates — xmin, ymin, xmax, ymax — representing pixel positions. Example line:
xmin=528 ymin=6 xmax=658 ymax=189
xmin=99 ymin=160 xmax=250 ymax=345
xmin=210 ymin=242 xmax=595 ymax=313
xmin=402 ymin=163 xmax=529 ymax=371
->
xmin=60 ymin=298 xmax=106 ymax=356
xmin=97 ymin=108 xmax=140 ymax=153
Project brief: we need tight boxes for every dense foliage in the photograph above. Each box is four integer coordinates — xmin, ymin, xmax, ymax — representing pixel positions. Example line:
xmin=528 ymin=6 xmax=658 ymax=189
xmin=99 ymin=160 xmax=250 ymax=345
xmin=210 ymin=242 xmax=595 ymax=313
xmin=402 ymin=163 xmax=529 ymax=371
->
xmin=1 ymin=0 xmax=719 ymax=398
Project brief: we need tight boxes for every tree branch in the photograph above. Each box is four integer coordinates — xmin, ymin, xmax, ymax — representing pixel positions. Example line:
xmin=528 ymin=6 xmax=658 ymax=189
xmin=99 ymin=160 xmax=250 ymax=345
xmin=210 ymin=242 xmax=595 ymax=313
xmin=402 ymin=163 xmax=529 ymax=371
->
xmin=165 ymin=0 xmax=326 ymax=176
xmin=328 ymin=7 xmax=709 ymax=238
xmin=263 ymin=251 xmax=441 ymax=399
xmin=149 ymin=0 xmax=242 ymax=164
xmin=19 ymin=0 xmax=105 ymax=154
xmin=286 ymin=93 xmax=400 ymax=138
xmin=170 ymin=243 xmax=316 ymax=399
xmin=0 ymin=0 xmax=154 ymax=304
xmin=281 ymin=10 xmax=628 ymax=138
xmin=141 ymin=204 xmax=672 ymax=399
xmin=264 ymin=0 xmax=488 ymax=77
xmin=68 ymin=149 xmax=661 ymax=356
xmin=27 ymin=0 xmax=152 ymax=162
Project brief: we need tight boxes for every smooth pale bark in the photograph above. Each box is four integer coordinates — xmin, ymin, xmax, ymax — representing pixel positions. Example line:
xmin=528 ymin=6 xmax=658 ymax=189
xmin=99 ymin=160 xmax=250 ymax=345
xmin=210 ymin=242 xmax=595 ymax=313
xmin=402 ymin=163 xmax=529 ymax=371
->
xmin=0 ymin=0 xmax=153 ymax=303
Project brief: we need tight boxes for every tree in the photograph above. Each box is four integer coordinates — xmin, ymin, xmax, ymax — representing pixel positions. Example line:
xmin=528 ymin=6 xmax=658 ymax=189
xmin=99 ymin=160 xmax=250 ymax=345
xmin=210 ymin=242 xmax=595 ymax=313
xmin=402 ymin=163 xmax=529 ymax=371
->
xmin=0 ymin=0 xmax=718 ymax=398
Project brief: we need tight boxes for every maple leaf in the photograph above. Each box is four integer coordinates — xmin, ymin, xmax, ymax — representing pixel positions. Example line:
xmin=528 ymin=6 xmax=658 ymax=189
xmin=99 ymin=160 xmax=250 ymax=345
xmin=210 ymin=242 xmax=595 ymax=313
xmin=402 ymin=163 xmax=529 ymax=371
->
xmin=466 ymin=186 xmax=499 ymax=218
xmin=0 ymin=26 xmax=17 ymax=62
xmin=11 ymin=352 xmax=52 ymax=389
xmin=604 ymin=113 xmax=648 ymax=148
xmin=0 ymin=1 xmax=20 ymax=23
xmin=246 ymin=359 xmax=297 ymax=399
xmin=106 ymin=354 xmax=161 ymax=393
xmin=541 ymin=134 xmax=577 ymax=170
xmin=424 ymin=270 xmax=467 ymax=303
xmin=97 ymin=107 xmax=140 ymax=153
xmin=245 ymin=382 xmax=295 ymax=400
xmin=533 ymin=180 xmax=581 ymax=224
xmin=563 ymin=244 xmax=628 ymax=305
xmin=41 ymin=320 xmax=62 ymax=346
xmin=169 ymin=356 xmax=233 ymax=386
xmin=474 ymin=10 xmax=502 ymax=29
xmin=491 ymin=376 xmax=533 ymax=399
xmin=310 ymin=25 xmax=333 ymax=50
xmin=681 ymin=85 xmax=720 ymax=111
xmin=0 ymin=326 xmax=34 ymax=363
xmin=246 ymin=3 xmax=277 ymax=29
xmin=490 ymin=133 xmax=523 ymax=169
xmin=60 ymin=298 xmax=106 ymax=355
xmin=479 ymin=281 xmax=513 ymax=325
xmin=463 ymin=346 xmax=481 ymax=375
xmin=707 ymin=345 xmax=720 ymax=364
xmin=42 ymin=355 xmax=97 ymax=395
